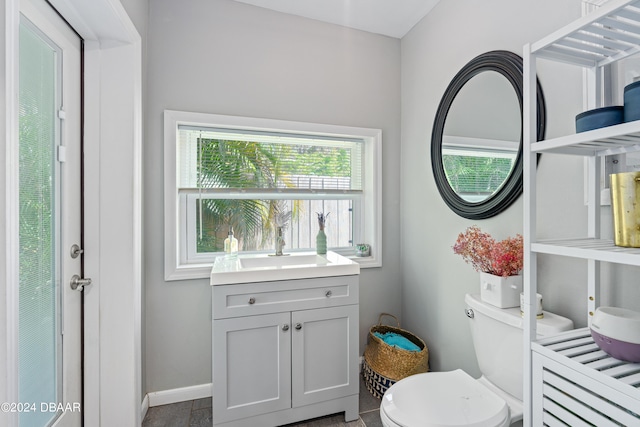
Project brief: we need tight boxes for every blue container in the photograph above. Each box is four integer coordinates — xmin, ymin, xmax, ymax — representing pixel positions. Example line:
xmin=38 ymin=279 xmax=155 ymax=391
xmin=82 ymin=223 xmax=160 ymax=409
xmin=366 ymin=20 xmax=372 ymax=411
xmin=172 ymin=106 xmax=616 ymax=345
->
xmin=624 ymin=80 xmax=640 ymax=122
xmin=576 ymin=106 xmax=624 ymax=133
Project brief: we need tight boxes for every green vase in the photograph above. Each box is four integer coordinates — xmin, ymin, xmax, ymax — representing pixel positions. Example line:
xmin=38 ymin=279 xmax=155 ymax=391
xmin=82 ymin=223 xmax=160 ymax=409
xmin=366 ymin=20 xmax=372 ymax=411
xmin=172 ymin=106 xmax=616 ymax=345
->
xmin=316 ymin=230 xmax=327 ymax=254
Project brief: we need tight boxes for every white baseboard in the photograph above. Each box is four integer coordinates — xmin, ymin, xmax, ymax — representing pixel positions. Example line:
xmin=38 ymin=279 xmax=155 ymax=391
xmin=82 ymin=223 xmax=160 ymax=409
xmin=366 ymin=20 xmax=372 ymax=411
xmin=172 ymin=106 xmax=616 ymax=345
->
xmin=145 ymin=383 xmax=213 ymax=408
xmin=141 ymin=394 xmax=149 ymax=421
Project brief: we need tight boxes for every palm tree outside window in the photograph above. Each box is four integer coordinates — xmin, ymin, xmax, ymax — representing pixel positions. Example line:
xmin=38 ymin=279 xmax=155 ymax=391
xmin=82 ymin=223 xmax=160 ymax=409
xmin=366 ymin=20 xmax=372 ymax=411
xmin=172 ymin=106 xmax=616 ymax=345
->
xmin=178 ymin=126 xmax=362 ymax=256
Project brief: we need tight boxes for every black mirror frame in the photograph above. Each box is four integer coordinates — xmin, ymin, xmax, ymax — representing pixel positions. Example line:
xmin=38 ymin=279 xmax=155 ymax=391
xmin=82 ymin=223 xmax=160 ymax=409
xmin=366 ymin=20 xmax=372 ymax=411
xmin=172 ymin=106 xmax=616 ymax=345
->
xmin=431 ymin=50 xmax=546 ymax=219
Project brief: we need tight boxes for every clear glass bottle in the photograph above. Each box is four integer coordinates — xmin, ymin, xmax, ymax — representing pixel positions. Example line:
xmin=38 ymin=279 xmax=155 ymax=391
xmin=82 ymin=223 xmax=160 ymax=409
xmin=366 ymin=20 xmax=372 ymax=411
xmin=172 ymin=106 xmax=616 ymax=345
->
xmin=224 ymin=226 xmax=238 ymax=259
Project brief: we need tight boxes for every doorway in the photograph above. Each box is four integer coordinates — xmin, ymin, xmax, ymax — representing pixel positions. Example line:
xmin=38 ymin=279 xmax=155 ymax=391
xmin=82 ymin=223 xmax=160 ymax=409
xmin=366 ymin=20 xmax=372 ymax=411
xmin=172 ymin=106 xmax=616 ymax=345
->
xmin=3 ymin=0 xmax=142 ymax=425
xmin=18 ymin=0 xmax=82 ymax=425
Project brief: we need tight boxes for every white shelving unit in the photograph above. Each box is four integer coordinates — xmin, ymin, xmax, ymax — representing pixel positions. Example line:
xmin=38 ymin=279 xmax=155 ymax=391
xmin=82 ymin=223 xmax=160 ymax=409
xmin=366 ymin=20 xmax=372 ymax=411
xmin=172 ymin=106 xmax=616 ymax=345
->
xmin=523 ymin=0 xmax=640 ymax=425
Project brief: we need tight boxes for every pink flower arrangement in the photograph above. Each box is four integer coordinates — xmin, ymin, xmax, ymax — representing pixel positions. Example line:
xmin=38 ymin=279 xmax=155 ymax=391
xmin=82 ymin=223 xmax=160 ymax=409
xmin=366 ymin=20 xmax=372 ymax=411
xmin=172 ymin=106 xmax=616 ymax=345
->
xmin=452 ymin=226 xmax=523 ymax=277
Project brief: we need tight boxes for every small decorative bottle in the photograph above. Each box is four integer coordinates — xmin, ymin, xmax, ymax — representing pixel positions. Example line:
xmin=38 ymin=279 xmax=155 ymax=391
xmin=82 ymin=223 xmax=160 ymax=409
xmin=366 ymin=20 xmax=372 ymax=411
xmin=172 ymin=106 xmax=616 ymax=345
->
xmin=316 ymin=212 xmax=329 ymax=255
xmin=224 ymin=226 xmax=238 ymax=259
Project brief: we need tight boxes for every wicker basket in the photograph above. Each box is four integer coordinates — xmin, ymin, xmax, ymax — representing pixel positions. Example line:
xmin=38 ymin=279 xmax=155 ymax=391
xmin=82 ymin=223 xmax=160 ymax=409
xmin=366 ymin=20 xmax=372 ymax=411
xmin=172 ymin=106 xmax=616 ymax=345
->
xmin=363 ymin=313 xmax=428 ymax=396
xmin=362 ymin=358 xmax=395 ymax=399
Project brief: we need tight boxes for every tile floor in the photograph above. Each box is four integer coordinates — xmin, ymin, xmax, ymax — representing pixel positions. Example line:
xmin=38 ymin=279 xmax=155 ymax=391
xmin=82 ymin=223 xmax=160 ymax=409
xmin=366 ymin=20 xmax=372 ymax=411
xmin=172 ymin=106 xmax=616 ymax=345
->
xmin=142 ymin=376 xmax=383 ymax=427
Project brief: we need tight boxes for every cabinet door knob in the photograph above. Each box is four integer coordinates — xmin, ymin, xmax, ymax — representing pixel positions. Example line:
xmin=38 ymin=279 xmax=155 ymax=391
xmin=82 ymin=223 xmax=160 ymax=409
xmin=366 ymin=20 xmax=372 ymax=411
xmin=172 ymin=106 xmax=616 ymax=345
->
xmin=248 ymin=297 xmax=256 ymax=305
xmin=325 ymin=290 xmax=332 ymax=297
xmin=282 ymin=324 xmax=290 ymax=331
xmin=295 ymin=323 xmax=302 ymax=330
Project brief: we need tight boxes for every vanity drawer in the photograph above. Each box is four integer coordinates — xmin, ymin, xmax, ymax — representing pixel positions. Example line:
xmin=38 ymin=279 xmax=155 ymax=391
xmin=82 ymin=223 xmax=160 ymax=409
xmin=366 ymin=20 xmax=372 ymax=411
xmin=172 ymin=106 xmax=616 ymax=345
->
xmin=212 ymin=275 xmax=359 ymax=319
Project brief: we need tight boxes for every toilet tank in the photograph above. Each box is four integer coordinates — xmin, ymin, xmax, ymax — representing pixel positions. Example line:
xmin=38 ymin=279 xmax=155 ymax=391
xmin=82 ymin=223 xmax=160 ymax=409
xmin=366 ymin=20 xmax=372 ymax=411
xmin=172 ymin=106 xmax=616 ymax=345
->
xmin=464 ymin=293 xmax=573 ymax=400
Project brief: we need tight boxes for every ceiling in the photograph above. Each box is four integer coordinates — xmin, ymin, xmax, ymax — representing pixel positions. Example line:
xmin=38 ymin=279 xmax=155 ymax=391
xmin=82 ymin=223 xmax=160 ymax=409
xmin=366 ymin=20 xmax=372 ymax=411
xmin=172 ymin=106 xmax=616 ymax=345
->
xmin=231 ymin=0 xmax=441 ymax=39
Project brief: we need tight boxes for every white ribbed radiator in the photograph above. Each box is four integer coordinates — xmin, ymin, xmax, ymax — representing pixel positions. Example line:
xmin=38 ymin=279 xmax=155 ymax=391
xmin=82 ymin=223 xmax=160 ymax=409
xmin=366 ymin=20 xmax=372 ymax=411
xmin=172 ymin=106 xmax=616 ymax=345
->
xmin=532 ymin=328 xmax=640 ymax=426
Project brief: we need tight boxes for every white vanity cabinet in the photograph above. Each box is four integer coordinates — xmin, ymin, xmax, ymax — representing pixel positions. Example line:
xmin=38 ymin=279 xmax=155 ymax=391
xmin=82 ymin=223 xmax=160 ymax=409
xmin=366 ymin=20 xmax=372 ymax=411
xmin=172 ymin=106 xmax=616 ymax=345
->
xmin=212 ymin=275 xmax=360 ymax=427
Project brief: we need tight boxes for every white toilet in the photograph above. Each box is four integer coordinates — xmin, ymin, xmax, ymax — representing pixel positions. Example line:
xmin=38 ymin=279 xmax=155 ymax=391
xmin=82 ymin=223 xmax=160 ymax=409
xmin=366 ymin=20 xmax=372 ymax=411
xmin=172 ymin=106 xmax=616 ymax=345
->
xmin=380 ymin=293 xmax=574 ymax=427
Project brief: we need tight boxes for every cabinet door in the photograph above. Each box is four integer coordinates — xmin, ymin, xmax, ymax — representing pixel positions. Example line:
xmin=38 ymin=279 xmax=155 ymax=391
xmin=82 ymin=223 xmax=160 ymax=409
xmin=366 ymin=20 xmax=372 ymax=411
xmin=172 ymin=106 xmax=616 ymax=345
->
xmin=291 ymin=305 xmax=359 ymax=407
xmin=213 ymin=312 xmax=291 ymax=423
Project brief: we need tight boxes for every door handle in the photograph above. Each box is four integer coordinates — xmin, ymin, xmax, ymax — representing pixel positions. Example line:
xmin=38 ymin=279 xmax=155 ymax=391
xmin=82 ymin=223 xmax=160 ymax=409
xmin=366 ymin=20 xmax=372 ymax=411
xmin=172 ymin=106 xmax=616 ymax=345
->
xmin=70 ymin=275 xmax=92 ymax=291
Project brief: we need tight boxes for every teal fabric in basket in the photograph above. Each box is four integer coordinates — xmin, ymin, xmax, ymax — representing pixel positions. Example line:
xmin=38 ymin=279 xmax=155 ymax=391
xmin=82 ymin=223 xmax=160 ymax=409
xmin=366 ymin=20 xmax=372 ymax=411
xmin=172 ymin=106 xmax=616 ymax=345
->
xmin=373 ymin=332 xmax=420 ymax=352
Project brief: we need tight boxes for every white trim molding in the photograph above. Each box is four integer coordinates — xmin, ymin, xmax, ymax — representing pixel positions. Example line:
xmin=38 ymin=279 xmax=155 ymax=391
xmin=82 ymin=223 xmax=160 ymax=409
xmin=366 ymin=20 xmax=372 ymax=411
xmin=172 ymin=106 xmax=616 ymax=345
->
xmin=141 ymin=394 xmax=150 ymax=422
xmin=2 ymin=1 xmax=21 ymax=425
xmin=146 ymin=383 xmax=213 ymax=408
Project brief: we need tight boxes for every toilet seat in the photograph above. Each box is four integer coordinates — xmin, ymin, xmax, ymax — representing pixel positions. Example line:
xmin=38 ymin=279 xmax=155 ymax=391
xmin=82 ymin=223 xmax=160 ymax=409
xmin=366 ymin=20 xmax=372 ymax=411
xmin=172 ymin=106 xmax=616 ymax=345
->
xmin=380 ymin=369 xmax=510 ymax=427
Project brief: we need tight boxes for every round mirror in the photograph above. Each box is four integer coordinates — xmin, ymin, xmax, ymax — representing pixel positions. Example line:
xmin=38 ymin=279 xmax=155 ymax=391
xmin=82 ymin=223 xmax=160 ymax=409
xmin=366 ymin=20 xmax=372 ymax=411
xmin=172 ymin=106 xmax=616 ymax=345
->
xmin=431 ymin=50 xmax=546 ymax=219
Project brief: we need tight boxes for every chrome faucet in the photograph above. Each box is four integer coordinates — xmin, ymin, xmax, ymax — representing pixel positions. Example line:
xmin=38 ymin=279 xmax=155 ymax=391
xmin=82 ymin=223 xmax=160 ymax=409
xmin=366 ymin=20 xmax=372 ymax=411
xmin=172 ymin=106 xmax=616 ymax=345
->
xmin=275 ymin=226 xmax=285 ymax=256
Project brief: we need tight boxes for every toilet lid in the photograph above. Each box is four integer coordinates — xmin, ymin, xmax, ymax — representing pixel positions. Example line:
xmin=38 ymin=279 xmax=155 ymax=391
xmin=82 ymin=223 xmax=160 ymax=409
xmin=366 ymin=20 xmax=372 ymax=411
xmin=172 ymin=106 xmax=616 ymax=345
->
xmin=380 ymin=369 xmax=509 ymax=427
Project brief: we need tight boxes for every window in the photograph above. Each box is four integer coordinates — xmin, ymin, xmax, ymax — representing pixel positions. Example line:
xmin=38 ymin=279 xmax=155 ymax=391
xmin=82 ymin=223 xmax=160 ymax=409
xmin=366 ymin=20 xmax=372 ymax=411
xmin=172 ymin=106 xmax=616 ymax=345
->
xmin=164 ymin=111 xmax=381 ymax=280
xmin=441 ymin=135 xmax=518 ymax=202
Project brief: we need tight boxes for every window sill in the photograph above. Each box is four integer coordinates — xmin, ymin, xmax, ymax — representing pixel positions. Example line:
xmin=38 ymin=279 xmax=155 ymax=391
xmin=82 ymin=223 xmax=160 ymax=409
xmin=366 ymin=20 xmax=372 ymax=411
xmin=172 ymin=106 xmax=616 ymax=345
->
xmin=347 ymin=255 xmax=381 ymax=269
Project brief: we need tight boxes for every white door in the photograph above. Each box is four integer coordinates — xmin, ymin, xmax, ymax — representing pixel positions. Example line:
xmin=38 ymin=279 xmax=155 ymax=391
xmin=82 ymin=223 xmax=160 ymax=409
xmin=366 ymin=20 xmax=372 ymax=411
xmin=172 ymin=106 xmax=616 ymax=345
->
xmin=18 ymin=0 xmax=83 ymax=425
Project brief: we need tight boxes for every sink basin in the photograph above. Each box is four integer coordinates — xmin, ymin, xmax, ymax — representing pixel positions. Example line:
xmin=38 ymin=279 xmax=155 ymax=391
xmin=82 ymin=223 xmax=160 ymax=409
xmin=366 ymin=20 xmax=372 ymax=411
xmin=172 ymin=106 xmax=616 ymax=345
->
xmin=211 ymin=251 xmax=359 ymax=285
xmin=239 ymin=254 xmax=328 ymax=269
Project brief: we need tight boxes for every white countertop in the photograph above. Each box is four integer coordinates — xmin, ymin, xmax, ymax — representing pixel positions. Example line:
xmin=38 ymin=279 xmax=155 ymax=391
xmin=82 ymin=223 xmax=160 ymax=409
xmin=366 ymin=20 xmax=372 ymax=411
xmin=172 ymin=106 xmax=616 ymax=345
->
xmin=210 ymin=251 xmax=360 ymax=285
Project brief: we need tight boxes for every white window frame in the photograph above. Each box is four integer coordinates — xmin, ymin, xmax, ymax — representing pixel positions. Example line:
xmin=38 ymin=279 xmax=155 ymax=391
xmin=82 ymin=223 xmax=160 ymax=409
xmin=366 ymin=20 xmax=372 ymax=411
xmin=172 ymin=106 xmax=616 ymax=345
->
xmin=164 ymin=110 xmax=382 ymax=281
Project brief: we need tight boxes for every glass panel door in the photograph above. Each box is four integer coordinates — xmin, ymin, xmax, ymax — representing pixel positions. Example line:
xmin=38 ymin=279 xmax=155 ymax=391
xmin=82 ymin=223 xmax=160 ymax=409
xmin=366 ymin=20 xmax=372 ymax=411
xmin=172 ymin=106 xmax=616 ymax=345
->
xmin=19 ymin=18 xmax=61 ymax=427
xmin=18 ymin=0 xmax=82 ymax=424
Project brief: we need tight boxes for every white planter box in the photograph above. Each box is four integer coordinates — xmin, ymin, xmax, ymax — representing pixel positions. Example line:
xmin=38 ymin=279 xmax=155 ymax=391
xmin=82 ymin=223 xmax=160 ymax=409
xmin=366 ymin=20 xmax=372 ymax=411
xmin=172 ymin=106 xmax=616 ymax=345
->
xmin=480 ymin=272 xmax=523 ymax=308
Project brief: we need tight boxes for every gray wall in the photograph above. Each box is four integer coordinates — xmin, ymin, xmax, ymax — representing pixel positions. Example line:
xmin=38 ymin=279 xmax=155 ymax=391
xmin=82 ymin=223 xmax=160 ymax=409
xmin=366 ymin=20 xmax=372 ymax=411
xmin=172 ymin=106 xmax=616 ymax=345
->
xmin=145 ymin=0 xmax=401 ymax=393
xmin=119 ymin=0 xmax=148 ymax=38
xmin=400 ymin=0 xmax=640 ymax=376
xmin=142 ymin=0 xmax=640 ymax=396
